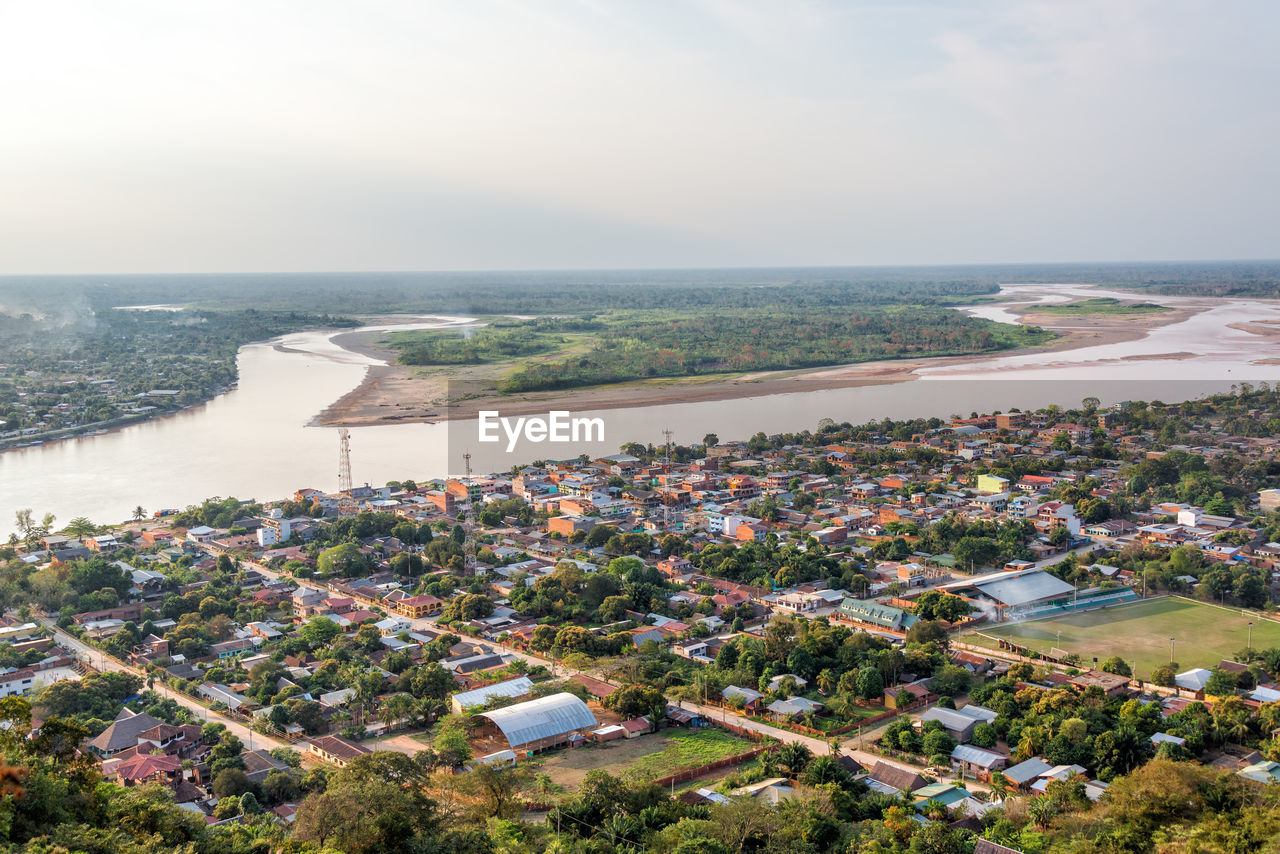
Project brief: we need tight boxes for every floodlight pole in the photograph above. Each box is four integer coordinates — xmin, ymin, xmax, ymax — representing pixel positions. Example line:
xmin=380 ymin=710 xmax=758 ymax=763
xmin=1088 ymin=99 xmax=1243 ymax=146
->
xmin=1170 ymin=637 xmax=1175 ymax=663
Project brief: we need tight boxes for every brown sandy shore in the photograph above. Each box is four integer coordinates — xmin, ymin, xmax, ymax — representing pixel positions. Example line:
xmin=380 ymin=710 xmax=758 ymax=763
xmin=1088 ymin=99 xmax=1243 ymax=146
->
xmin=314 ymin=295 xmax=1196 ymax=427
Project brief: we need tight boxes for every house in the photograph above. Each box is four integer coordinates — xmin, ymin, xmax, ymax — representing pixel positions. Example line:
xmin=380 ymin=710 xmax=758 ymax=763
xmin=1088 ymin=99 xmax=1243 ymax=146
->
xmin=975 ymin=841 xmax=1027 ymax=854
xmin=976 ymin=474 xmax=1010 ymax=494
xmin=722 ymin=685 xmax=765 ymax=710
xmin=766 ymin=696 xmax=824 ymax=720
xmin=912 ymin=782 xmax=972 ymax=809
xmin=730 ymin=777 xmax=797 ymax=803
xmin=210 ymin=638 xmax=257 ymax=660
xmin=864 ymin=760 xmax=926 ymax=795
xmin=919 ymin=707 xmax=981 ymax=743
xmin=834 ymin=599 xmax=917 ymax=634
xmin=106 ymin=752 xmax=182 ymax=786
xmin=950 ymin=744 xmax=1007 ymax=779
xmin=1002 ymin=757 xmax=1054 ymax=790
xmin=308 ymin=735 xmax=372 ymax=767
xmin=767 ymin=674 xmax=809 ymax=693
xmin=186 ymin=525 xmax=219 ymax=543
xmin=86 ymin=710 xmax=166 ymax=757
xmin=1175 ymin=668 xmax=1213 ymax=692
xmin=393 ymin=594 xmax=443 ymax=618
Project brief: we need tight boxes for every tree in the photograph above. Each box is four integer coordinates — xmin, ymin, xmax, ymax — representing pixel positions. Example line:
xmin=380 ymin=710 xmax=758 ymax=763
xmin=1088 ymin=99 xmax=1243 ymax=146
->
xmin=299 ymin=617 xmax=343 ymax=648
xmin=379 ymin=692 xmax=415 ymax=731
xmin=1205 ymin=668 xmax=1238 ymax=697
xmin=854 ymin=666 xmax=884 ymax=702
xmin=212 ymin=767 xmax=256 ymax=799
xmin=774 ymin=742 xmax=813 ymax=779
xmin=317 ymin=542 xmax=372 ymax=577
xmin=293 ymin=753 xmax=441 ymax=854
xmin=64 ymin=517 xmax=96 ymax=541
xmin=132 ymin=505 xmax=146 ymax=522
xmin=1101 ymin=656 xmax=1133 ymax=677
xmin=906 ymin=620 xmax=947 ymax=646
xmin=928 ymin=665 xmax=972 ymax=697
xmin=1151 ymin=663 xmax=1177 ymax=687
xmin=972 ymin=722 xmax=998 ymax=748
xmin=433 ymin=719 xmax=472 ymax=768
xmin=603 ymin=684 xmax=666 ymax=721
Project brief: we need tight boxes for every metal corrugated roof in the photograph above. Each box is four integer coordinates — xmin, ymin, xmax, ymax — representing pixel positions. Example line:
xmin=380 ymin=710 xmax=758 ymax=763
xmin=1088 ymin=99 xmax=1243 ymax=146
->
xmin=451 ymin=676 xmax=534 ymax=710
xmin=973 ymin=571 xmax=1075 ymax=607
xmin=480 ymin=693 xmax=597 ymax=749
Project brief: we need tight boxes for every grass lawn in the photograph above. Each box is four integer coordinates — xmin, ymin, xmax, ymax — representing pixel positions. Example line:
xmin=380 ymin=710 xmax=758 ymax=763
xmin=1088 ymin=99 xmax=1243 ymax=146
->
xmin=961 ymin=597 xmax=1280 ymax=677
xmin=533 ymin=729 xmax=755 ymax=789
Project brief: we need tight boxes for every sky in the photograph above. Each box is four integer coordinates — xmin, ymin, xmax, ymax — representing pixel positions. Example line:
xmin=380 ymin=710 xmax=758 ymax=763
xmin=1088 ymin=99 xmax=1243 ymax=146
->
xmin=1 ymin=0 xmax=1277 ymax=273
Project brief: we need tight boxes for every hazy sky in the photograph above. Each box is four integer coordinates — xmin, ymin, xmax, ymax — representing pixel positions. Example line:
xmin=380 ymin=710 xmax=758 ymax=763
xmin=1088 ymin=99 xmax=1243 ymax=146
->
xmin=2 ymin=0 xmax=1277 ymax=273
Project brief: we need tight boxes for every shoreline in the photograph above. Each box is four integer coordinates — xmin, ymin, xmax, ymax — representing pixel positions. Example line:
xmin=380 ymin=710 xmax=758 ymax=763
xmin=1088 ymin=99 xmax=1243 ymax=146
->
xmin=313 ymin=285 xmax=1189 ymax=427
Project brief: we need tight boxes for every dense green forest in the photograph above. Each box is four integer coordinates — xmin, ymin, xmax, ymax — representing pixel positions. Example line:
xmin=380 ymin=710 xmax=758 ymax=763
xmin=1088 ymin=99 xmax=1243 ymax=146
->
xmin=391 ymin=309 xmax=1054 ymax=392
xmin=3 ymin=261 xmax=1276 ymax=317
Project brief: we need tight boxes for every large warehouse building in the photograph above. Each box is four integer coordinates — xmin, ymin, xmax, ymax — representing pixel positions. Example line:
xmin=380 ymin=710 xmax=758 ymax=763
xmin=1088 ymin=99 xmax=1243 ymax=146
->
xmin=450 ymin=676 xmax=535 ymax=714
xmin=937 ymin=568 xmax=1079 ymax=621
xmin=479 ymin=692 xmax=598 ymax=753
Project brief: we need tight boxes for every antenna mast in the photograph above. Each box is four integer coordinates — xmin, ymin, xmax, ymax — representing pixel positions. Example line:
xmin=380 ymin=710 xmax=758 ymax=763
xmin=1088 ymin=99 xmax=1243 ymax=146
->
xmin=337 ymin=429 xmax=353 ymax=493
xmin=660 ymin=429 xmax=675 ymax=530
xmin=462 ymin=452 xmax=476 ymax=574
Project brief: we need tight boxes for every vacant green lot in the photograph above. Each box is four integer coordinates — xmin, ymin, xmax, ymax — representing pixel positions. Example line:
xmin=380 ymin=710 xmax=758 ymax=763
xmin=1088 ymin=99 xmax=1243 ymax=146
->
xmin=534 ymin=728 xmax=756 ymax=789
xmin=962 ymin=597 xmax=1280 ymax=677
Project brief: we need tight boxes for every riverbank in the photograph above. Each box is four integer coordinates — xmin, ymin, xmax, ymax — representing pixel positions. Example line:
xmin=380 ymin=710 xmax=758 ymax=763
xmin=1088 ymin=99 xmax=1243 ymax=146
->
xmin=314 ymin=285 xmax=1189 ymax=426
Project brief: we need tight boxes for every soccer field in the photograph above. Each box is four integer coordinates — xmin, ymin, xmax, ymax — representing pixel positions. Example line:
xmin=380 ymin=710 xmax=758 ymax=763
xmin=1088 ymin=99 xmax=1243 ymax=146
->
xmin=961 ymin=597 xmax=1280 ymax=678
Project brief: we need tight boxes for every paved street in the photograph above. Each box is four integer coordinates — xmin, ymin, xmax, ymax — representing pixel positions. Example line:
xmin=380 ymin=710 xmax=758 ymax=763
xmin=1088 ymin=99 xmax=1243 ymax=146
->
xmin=39 ymin=618 xmax=293 ymax=755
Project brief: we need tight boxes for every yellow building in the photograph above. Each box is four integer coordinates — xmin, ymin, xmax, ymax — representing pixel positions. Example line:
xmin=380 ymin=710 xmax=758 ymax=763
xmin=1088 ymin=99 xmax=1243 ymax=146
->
xmin=976 ymin=474 xmax=1010 ymax=494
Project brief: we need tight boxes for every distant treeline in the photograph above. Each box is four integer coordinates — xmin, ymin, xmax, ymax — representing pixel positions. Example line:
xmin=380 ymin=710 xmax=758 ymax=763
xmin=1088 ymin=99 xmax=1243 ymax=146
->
xmin=5 ymin=260 xmax=1276 ymax=316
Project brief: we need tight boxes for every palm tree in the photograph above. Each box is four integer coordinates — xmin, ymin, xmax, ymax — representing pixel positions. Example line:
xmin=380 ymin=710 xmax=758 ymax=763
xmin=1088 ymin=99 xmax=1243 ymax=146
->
xmin=380 ymin=692 xmax=415 ymax=732
xmin=132 ymin=506 xmax=146 ymax=523
xmin=775 ymin=742 xmax=814 ymax=779
xmin=64 ymin=517 xmax=96 ymax=541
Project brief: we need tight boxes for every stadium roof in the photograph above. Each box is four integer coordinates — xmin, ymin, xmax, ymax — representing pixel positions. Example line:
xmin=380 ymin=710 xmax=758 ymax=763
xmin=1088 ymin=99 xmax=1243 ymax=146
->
xmin=479 ymin=693 xmax=597 ymax=749
xmin=970 ymin=570 xmax=1075 ymax=607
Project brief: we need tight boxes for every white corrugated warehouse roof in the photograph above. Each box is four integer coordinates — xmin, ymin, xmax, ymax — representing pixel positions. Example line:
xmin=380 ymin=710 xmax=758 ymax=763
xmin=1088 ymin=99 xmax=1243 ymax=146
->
xmin=480 ymin=692 xmax=597 ymax=749
xmin=451 ymin=676 xmax=535 ymax=711
xmin=972 ymin=570 xmax=1075 ymax=607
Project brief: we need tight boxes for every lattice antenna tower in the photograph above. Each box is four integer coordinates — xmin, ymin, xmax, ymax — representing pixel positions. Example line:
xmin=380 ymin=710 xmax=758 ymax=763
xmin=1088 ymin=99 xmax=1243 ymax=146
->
xmin=660 ymin=428 xmax=675 ymax=528
xmin=463 ymin=452 xmax=477 ymax=574
xmin=337 ymin=428 xmax=353 ymax=493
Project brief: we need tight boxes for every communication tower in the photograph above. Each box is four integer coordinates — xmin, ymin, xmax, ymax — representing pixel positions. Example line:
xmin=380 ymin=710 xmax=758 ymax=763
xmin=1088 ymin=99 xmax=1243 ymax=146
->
xmin=462 ymin=452 xmax=477 ymax=574
xmin=337 ymin=428 xmax=353 ymax=493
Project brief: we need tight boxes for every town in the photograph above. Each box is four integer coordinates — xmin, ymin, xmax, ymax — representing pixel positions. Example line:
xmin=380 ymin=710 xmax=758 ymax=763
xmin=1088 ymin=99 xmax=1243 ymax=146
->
xmin=5 ymin=384 xmax=1280 ymax=853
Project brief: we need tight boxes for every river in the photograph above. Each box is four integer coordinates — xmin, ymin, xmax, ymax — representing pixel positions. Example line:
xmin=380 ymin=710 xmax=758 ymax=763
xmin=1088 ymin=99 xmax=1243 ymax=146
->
xmin=2 ymin=285 xmax=1275 ymax=537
